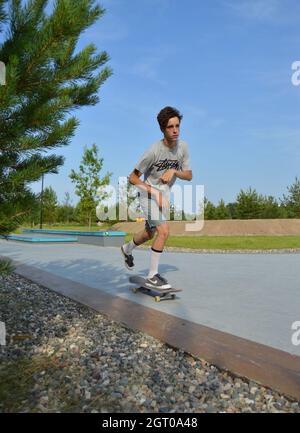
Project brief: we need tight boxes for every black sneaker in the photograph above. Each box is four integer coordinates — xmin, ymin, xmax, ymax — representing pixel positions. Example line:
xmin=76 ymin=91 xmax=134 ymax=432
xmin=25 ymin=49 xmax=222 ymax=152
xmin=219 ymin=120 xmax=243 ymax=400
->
xmin=145 ymin=274 xmax=171 ymax=290
xmin=121 ymin=246 xmax=134 ymax=270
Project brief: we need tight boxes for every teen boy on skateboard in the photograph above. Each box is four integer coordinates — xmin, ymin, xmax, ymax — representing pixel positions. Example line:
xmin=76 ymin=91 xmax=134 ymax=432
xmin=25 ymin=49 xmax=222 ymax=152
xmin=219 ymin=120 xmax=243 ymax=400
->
xmin=121 ymin=106 xmax=193 ymax=289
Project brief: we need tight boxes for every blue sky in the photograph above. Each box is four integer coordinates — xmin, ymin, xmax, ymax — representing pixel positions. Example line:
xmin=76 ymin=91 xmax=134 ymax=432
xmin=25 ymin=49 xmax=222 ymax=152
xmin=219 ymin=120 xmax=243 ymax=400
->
xmin=4 ymin=0 xmax=300 ymax=205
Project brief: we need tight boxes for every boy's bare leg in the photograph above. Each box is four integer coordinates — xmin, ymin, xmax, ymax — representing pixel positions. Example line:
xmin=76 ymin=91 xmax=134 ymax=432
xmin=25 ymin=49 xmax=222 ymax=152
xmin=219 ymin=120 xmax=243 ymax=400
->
xmin=147 ymin=223 xmax=170 ymax=282
xmin=151 ymin=223 xmax=169 ymax=251
xmin=132 ymin=228 xmax=155 ymax=245
xmin=131 ymin=223 xmax=169 ymax=250
xmin=121 ymin=228 xmax=154 ymax=270
xmin=122 ymin=224 xmax=171 ymax=286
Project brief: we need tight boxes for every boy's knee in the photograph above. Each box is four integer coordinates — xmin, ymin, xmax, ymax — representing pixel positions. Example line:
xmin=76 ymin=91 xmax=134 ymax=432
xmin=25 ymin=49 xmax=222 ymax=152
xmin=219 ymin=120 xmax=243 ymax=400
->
xmin=147 ymin=231 xmax=155 ymax=240
xmin=157 ymin=224 xmax=169 ymax=238
xmin=145 ymin=227 xmax=155 ymax=240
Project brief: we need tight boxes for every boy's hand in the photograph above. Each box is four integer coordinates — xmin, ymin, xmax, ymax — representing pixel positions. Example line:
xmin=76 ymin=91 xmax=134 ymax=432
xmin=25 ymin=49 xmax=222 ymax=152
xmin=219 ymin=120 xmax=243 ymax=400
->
xmin=159 ymin=169 xmax=177 ymax=184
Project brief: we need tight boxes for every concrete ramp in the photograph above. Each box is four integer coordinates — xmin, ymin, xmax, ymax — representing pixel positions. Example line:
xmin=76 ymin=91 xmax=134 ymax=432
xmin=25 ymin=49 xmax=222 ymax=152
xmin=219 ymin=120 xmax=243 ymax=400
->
xmin=23 ymin=229 xmax=126 ymax=246
xmin=0 ymin=234 xmax=77 ymax=243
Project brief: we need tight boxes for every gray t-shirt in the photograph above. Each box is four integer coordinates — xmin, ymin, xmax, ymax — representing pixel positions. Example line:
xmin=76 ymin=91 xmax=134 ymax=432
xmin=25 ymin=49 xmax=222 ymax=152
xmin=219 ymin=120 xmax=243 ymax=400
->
xmin=135 ymin=139 xmax=191 ymax=194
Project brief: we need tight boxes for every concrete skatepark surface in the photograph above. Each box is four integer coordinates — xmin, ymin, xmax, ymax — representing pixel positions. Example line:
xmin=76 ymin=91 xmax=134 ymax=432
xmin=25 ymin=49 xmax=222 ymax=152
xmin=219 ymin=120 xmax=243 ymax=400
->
xmin=0 ymin=239 xmax=299 ymax=356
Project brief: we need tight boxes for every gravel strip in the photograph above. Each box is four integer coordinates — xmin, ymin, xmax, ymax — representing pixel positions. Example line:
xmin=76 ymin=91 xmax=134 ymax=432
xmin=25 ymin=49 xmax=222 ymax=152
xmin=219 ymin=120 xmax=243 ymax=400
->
xmin=0 ymin=273 xmax=299 ymax=413
xmin=138 ymin=245 xmax=300 ymax=254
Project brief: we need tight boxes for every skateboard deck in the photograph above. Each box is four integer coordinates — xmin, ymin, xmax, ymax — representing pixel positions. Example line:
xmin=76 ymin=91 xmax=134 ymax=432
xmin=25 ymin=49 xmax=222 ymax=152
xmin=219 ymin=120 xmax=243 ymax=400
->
xmin=129 ymin=275 xmax=182 ymax=302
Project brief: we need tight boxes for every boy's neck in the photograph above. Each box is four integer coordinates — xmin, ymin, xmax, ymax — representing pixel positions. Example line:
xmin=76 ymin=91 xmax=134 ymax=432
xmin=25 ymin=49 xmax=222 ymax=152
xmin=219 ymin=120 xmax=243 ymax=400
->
xmin=163 ymin=138 xmax=178 ymax=149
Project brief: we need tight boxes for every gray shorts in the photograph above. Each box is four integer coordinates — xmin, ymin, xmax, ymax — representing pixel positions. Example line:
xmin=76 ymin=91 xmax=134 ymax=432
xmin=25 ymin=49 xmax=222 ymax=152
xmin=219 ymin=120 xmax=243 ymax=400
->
xmin=138 ymin=192 xmax=167 ymax=233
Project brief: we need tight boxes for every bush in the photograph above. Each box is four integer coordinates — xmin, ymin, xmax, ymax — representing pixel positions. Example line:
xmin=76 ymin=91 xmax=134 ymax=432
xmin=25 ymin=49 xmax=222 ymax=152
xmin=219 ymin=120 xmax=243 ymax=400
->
xmin=0 ymin=259 xmax=15 ymax=276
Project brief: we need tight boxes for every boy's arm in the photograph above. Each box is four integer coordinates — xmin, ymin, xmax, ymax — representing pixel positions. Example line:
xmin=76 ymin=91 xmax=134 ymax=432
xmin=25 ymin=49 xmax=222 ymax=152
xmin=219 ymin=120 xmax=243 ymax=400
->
xmin=129 ymin=169 xmax=158 ymax=197
xmin=129 ymin=169 xmax=166 ymax=209
xmin=160 ymin=142 xmax=192 ymax=183
xmin=160 ymin=168 xmax=193 ymax=184
xmin=175 ymin=141 xmax=192 ymax=181
xmin=175 ymin=169 xmax=193 ymax=181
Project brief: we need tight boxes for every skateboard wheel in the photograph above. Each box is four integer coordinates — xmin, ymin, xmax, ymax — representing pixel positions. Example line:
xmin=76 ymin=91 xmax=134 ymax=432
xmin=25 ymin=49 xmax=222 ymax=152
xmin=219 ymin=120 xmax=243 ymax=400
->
xmin=132 ymin=288 xmax=138 ymax=293
xmin=171 ymin=294 xmax=175 ymax=299
xmin=154 ymin=296 xmax=161 ymax=302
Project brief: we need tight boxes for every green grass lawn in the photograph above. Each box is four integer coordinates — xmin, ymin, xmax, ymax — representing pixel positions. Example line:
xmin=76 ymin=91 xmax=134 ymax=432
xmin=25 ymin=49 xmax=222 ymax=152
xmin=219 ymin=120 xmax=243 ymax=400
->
xmin=125 ymin=234 xmax=300 ymax=250
xmin=14 ymin=225 xmax=300 ymax=250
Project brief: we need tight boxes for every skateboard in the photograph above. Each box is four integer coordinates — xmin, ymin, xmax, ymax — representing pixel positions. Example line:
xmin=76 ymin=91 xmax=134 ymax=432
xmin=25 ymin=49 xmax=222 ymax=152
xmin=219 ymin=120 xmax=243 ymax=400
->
xmin=129 ymin=275 xmax=182 ymax=302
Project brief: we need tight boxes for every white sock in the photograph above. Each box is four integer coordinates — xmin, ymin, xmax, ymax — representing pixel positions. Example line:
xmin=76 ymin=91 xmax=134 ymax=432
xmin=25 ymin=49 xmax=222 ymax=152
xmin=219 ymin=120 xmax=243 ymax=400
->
xmin=123 ymin=239 xmax=138 ymax=255
xmin=147 ymin=248 xmax=163 ymax=279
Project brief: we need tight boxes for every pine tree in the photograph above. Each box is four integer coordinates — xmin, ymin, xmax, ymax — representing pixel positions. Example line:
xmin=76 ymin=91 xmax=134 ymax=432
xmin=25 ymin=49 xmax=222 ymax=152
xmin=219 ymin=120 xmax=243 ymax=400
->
xmin=236 ymin=187 xmax=262 ymax=219
xmin=0 ymin=0 xmax=112 ymax=235
xmin=0 ymin=1 xmax=6 ymax=34
xmin=42 ymin=186 xmax=58 ymax=224
xmin=226 ymin=202 xmax=238 ymax=219
xmin=259 ymin=195 xmax=281 ymax=219
xmin=215 ymin=199 xmax=230 ymax=219
xmin=204 ymin=197 xmax=216 ymax=220
xmin=57 ymin=192 xmax=75 ymax=224
xmin=281 ymin=177 xmax=300 ymax=217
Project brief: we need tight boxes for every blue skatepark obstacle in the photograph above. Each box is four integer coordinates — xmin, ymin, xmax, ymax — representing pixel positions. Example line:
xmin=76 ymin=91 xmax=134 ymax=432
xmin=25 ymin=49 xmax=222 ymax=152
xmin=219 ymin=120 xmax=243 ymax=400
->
xmin=23 ymin=229 xmax=127 ymax=247
xmin=0 ymin=234 xmax=78 ymax=243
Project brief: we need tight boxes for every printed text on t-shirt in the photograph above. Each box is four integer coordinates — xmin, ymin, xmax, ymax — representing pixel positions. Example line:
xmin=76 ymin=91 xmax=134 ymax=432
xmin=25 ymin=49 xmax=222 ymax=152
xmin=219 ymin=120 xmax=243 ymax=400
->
xmin=153 ymin=159 xmax=181 ymax=172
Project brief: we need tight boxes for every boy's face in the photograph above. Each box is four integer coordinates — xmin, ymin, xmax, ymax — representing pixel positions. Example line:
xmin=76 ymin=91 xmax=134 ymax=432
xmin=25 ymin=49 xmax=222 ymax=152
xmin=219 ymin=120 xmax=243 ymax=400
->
xmin=163 ymin=116 xmax=180 ymax=143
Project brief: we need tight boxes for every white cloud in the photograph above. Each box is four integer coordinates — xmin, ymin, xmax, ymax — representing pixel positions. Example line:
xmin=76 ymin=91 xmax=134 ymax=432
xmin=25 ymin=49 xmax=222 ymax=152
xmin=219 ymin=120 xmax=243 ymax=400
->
xmin=210 ymin=118 xmax=226 ymax=128
xmin=133 ymin=56 xmax=162 ymax=80
xmin=251 ymin=127 xmax=300 ymax=141
xmin=227 ymin=0 xmax=280 ymax=20
xmin=185 ymin=105 xmax=207 ymax=119
xmin=250 ymin=126 xmax=300 ymax=158
xmin=223 ymin=0 xmax=298 ymax=24
xmin=182 ymin=105 xmax=226 ymax=130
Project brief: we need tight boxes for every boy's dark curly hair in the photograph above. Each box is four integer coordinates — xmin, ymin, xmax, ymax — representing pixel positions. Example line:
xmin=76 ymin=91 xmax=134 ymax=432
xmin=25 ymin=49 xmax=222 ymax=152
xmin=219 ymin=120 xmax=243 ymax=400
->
xmin=157 ymin=106 xmax=183 ymax=132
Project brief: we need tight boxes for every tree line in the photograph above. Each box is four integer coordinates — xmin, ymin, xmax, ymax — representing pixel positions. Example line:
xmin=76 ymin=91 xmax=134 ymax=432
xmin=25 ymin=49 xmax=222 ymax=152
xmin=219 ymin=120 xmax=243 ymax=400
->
xmin=203 ymin=180 xmax=300 ymax=219
xmin=26 ymin=176 xmax=300 ymax=226
xmin=18 ymin=142 xmax=111 ymax=228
